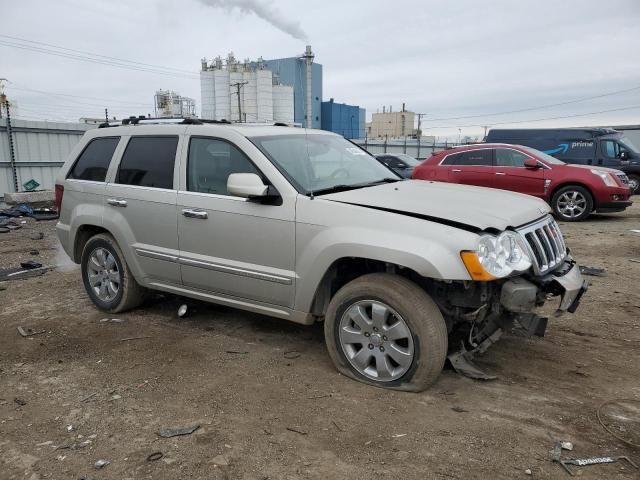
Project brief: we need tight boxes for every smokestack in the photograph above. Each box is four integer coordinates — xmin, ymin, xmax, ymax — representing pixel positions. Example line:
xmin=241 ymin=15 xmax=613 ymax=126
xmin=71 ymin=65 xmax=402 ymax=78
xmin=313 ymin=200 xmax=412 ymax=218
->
xmin=383 ymin=106 xmax=386 ymax=113
xmin=389 ymin=105 xmax=392 ymax=113
xmin=201 ymin=58 xmax=208 ymax=71
xmin=302 ymin=45 xmax=314 ymax=128
xmin=402 ymin=102 xmax=405 ymax=112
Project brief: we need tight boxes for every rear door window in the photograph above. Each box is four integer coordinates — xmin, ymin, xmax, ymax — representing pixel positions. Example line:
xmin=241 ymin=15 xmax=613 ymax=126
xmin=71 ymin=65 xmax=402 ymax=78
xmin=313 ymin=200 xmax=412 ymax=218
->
xmin=495 ymin=148 xmax=530 ymax=167
xmin=116 ymin=136 xmax=179 ymax=189
xmin=443 ymin=150 xmax=493 ymax=166
xmin=68 ymin=137 xmax=120 ymax=182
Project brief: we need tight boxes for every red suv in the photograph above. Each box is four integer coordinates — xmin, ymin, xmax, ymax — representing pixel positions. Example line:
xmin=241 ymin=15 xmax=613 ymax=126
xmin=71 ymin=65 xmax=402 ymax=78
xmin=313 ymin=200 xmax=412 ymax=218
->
xmin=412 ymin=143 xmax=633 ymax=221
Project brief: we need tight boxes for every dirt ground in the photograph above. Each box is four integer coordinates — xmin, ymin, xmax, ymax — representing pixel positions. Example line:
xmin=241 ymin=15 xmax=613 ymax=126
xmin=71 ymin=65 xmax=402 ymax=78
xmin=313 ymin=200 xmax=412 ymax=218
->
xmin=1 ymin=204 xmax=639 ymax=480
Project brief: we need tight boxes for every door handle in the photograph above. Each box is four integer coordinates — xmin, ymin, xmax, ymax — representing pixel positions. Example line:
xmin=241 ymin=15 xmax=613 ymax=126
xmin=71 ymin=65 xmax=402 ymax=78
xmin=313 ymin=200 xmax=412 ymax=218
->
xmin=107 ymin=198 xmax=127 ymax=207
xmin=495 ymin=172 xmax=506 ymax=176
xmin=182 ymin=209 xmax=208 ymax=219
xmin=452 ymin=169 xmax=462 ymax=173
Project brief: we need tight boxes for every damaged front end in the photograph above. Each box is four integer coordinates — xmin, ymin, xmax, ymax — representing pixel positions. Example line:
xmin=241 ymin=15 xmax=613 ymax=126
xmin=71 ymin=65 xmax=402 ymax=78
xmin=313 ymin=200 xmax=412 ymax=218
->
xmin=428 ymin=255 xmax=587 ymax=380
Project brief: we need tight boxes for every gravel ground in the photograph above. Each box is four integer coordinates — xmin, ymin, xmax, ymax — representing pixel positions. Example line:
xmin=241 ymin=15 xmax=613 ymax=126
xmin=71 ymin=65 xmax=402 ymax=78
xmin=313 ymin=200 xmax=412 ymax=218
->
xmin=1 ymin=204 xmax=639 ymax=479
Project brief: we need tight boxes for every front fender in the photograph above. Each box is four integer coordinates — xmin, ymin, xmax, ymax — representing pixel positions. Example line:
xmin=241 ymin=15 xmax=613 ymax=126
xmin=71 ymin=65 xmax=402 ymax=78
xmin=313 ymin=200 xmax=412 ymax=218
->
xmin=294 ymin=223 xmax=477 ymax=312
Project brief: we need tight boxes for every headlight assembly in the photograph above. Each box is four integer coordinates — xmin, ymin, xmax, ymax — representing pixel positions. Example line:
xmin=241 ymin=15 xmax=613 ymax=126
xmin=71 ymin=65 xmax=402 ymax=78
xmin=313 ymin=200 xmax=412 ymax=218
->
xmin=461 ymin=231 xmax=532 ymax=280
xmin=590 ymin=169 xmax=617 ymax=187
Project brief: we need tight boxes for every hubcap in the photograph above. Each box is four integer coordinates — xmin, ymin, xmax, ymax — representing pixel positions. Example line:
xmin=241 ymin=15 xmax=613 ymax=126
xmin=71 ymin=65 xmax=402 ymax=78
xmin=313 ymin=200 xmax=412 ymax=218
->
xmin=557 ymin=191 xmax=587 ymax=219
xmin=87 ymin=247 xmax=120 ymax=302
xmin=338 ymin=300 xmax=414 ymax=382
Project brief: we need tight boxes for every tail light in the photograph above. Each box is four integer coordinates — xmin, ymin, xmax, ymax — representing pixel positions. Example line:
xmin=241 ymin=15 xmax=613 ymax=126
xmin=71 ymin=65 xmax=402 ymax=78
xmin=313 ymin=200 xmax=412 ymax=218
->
xmin=54 ymin=184 xmax=64 ymax=212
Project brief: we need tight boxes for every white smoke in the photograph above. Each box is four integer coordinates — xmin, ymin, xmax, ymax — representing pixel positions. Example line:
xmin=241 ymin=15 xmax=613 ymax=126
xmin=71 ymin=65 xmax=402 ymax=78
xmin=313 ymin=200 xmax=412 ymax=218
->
xmin=196 ymin=0 xmax=307 ymax=40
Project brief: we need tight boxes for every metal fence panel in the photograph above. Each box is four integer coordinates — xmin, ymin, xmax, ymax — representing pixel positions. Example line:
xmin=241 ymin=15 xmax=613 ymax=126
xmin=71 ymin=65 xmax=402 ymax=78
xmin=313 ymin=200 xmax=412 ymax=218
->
xmin=0 ymin=119 xmax=93 ymax=195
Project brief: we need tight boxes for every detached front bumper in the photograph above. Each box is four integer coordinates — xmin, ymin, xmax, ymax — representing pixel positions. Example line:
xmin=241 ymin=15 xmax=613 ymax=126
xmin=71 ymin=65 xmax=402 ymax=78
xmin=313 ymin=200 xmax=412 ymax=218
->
xmin=500 ymin=259 xmax=587 ymax=316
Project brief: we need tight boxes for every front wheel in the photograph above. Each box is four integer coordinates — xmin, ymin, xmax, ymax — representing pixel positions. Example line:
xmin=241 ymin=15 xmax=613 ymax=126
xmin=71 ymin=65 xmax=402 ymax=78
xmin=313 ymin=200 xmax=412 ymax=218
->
xmin=324 ymin=273 xmax=448 ymax=392
xmin=551 ymin=185 xmax=593 ymax=222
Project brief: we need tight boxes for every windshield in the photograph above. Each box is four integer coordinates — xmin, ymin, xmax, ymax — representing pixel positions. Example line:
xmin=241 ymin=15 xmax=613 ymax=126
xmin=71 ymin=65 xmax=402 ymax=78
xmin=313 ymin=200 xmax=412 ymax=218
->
xmin=620 ymin=136 xmax=640 ymax=153
xmin=393 ymin=153 xmax=421 ymax=167
xmin=250 ymin=133 xmax=399 ymax=194
xmin=521 ymin=146 xmax=566 ymax=165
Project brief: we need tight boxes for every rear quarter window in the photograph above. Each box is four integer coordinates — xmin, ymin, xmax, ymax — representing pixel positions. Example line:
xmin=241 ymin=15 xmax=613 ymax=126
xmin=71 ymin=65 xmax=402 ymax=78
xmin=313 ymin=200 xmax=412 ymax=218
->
xmin=116 ymin=136 xmax=179 ymax=189
xmin=67 ymin=137 xmax=120 ymax=182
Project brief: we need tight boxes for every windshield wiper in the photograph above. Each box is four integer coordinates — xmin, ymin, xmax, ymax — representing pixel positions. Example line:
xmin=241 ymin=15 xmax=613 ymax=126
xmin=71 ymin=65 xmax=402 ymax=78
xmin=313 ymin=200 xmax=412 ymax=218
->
xmin=308 ymin=178 xmax=401 ymax=197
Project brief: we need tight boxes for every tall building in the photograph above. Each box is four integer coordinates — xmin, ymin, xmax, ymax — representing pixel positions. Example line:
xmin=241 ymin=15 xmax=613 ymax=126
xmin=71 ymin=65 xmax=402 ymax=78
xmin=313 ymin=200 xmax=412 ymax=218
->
xmin=200 ymin=53 xmax=294 ymax=124
xmin=154 ymin=90 xmax=196 ymax=118
xmin=263 ymin=46 xmax=322 ymax=129
xmin=321 ymin=99 xmax=366 ymax=139
xmin=367 ymin=106 xmax=416 ymax=138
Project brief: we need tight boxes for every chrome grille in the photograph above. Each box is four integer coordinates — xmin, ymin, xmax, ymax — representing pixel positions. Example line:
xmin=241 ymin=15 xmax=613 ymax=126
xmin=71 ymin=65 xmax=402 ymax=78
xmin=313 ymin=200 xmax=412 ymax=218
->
xmin=517 ymin=216 xmax=567 ymax=275
xmin=616 ymin=173 xmax=630 ymax=186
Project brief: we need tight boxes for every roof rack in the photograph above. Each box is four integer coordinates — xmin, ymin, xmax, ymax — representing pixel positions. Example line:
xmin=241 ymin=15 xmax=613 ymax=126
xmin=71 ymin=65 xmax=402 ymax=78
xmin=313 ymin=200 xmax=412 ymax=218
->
xmin=98 ymin=116 xmax=232 ymax=128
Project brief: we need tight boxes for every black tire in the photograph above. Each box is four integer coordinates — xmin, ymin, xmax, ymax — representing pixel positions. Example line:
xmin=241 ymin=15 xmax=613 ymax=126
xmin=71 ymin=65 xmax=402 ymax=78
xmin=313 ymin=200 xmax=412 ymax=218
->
xmin=551 ymin=185 xmax=593 ymax=222
xmin=324 ymin=273 xmax=448 ymax=392
xmin=80 ymin=233 xmax=145 ymax=313
xmin=628 ymin=174 xmax=640 ymax=195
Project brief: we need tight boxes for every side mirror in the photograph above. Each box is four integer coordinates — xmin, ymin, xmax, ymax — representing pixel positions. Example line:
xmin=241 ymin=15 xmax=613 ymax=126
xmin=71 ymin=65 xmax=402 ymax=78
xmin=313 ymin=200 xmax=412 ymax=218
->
xmin=227 ymin=173 xmax=269 ymax=198
xmin=620 ymin=151 xmax=629 ymax=160
xmin=524 ymin=158 xmax=540 ymax=169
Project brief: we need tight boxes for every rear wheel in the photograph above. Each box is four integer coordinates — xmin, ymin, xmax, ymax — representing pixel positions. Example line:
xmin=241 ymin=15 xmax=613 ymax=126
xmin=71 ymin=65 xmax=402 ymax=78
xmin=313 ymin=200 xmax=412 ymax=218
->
xmin=551 ymin=185 xmax=593 ymax=222
xmin=628 ymin=174 xmax=640 ymax=195
xmin=324 ymin=273 xmax=448 ymax=392
xmin=81 ymin=233 xmax=145 ymax=313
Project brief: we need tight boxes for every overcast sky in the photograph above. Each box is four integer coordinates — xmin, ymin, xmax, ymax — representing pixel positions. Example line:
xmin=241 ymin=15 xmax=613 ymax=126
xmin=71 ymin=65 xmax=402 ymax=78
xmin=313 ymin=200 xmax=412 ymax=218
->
xmin=2 ymin=0 xmax=639 ymax=139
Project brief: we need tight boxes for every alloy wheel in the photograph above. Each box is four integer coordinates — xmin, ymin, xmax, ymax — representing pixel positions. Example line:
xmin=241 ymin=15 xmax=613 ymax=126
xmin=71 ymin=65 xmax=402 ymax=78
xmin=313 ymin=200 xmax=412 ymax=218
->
xmin=557 ymin=191 xmax=587 ymax=219
xmin=87 ymin=247 xmax=120 ymax=302
xmin=338 ymin=300 xmax=415 ymax=382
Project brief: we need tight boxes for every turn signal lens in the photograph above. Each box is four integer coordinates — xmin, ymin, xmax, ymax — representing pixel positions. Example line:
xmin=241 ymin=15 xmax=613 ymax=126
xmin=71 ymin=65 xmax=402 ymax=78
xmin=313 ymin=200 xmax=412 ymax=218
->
xmin=460 ymin=251 xmax=496 ymax=281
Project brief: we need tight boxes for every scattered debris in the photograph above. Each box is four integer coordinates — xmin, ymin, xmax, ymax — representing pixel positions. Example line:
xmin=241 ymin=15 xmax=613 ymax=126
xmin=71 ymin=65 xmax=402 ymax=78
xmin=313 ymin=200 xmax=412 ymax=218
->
xmin=561 ymin=441 xmax=574 ymax=451
xmin=630 ymin=259 xmax=640 ymax=264
xmin=579 ymin=265 xmax=607 ymax=277
xmin=20 ymin=260 xmax=43 ymax=270
xmin=524 ymin=469 xmax=532 ymax=475
xmin=284 ymin=351 xmax=301 ymax=359
xmin=225 ymin=350 xmax=248 ymax=355
xmin=332 ymin=420 xmax=344 ymax=432
xmin=211 ymin=454 xmax=229 ymax=466
xmin=94 ymin=459 xmax=110 ymax=469
xmin=451 ymin=406 xmax=468 ymax=413
xmin=17 ymin=326 xmax=46 ymax=337
xmin=29 ymin=231 xmax=44 ymax=240
xmin=100 ymin=318 xmax=124 ymax=323
xmin=630 ymin=229 xmax=640 ymax=234
xmin=597 ymin=398 xmax=640 ymax=448
xmin=286 ymin=426 xmax=308 ymax=435
xmin=555 ymin=453 xmax=638 ymax=476
xmin=177 ymin=304 xmax=188 ymax=318
xmin=157 ymin=425 xmax=200 ymax=438
xmin=147 ymin=451 xmax=163 ymax=462
xmin=110 ymin=394 xmax=122 ymax=401
xmin=66 ymin=425 xmax=75 ymax=432
xmin=118 ymin=336 xmax=152 ymax=342
xmin=35 ymin=440 xmax=53 ymax=447
xmin=29 ymin=249 xmax=39 ymax=256
xmin=13 ymin=397 xmax=27 ymax=406
xmin=392 ymin=433 xmax=407 ymax=438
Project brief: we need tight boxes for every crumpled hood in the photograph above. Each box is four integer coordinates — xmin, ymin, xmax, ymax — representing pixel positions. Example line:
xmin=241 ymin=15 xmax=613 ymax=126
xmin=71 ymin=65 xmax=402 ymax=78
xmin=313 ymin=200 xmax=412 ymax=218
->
xmin=320 ymin=180 xmax=550 ymax=231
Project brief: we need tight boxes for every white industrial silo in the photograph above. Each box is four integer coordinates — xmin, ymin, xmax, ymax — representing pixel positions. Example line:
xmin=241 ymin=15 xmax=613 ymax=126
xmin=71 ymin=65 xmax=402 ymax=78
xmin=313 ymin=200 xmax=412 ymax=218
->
xmin=273 ymin=84 xmax=294 ymax=124
xmin=200 ymin=70 xmax=216 ymax=120
xmin=256 ymin=69 xmax=273 ymax=122
xmin=213 ymin=68 xmax=230 ymax=121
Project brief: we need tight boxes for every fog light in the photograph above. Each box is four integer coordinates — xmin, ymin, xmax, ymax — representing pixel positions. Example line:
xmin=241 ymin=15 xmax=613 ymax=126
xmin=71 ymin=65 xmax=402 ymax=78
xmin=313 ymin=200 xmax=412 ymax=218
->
xmin=610 ymin=194 xmax=624 ymax=201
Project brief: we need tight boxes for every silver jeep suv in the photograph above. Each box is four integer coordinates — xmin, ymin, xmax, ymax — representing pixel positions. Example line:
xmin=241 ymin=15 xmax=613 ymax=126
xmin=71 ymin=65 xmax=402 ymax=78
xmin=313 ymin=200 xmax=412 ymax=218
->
xmin=55 ymin=119 xmax=586 ymax=391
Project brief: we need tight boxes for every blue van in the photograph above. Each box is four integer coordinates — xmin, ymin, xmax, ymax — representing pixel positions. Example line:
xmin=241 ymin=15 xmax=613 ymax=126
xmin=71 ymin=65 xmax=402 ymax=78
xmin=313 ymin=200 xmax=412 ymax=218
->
xmin=485 ymin=128 xmax=640 ymax=193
